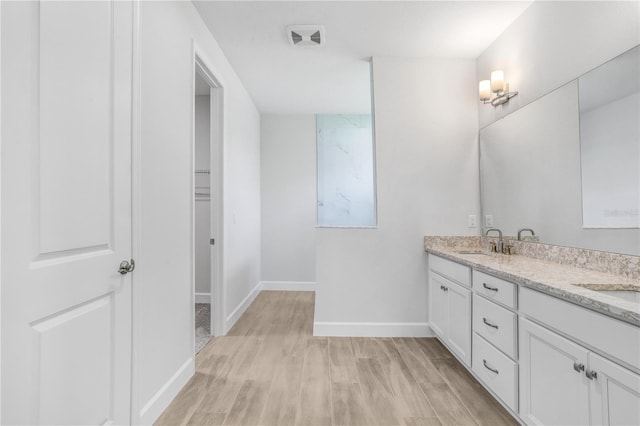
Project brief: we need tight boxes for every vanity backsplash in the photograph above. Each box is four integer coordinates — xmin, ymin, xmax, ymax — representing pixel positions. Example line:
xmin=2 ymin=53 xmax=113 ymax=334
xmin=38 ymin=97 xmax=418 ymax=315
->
xmin=424 ymin=236 xmax=640 ymax=280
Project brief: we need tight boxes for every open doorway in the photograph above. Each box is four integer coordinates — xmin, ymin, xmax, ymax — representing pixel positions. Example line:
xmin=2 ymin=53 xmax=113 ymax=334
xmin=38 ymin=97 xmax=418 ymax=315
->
xmin=193 ymin=52 xmax=224 ymax=354
xmin=194 ymin=71 xmax=212 ymax=352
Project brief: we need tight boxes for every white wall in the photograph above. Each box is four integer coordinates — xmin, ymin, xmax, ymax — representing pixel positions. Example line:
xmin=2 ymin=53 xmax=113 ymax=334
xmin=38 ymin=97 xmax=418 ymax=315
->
xmin=260 ymin=115 xmax=316 ymax=285
xmin=314 ymin=57 xmax=479 ymax=336
xmin=477 ymin=1 xmax=640 ymax=128
xmin=136 ymin=2 xmax=260 ymax=423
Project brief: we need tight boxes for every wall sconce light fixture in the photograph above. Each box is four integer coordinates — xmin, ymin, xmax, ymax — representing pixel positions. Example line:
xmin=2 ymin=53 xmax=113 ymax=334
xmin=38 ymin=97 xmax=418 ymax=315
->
xmin=479 ymin=70 xmax=518 ymax=106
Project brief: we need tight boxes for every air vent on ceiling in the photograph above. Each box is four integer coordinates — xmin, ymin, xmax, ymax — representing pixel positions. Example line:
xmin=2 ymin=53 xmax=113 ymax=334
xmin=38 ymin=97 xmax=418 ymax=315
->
xmin=287 ymin=25 xmax=325 ymax=47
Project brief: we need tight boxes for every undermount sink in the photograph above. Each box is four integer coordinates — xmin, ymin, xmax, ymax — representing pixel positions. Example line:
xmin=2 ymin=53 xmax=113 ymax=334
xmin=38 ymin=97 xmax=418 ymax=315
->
xmin=574 ymin=284 xmax=640 ymax=304
xmin=455 ymin=250 xmax=490 ymax=256
xmin=592 ymin=290 xmax=640 ymax=304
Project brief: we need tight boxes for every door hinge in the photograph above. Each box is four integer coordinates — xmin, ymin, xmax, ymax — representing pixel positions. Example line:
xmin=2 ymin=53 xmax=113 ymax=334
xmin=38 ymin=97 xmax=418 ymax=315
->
xmin=210 ymin=238 xmax=215 ymax=245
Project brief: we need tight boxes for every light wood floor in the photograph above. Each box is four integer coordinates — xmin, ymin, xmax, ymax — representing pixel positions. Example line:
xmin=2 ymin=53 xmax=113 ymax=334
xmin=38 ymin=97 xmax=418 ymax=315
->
xmin=155 ymin=291 xmax=517 ymax=426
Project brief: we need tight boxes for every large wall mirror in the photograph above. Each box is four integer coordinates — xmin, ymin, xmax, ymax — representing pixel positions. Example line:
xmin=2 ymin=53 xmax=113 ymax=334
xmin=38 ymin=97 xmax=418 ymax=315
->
xmin=480 ymin=45 xmax=639 ymax=256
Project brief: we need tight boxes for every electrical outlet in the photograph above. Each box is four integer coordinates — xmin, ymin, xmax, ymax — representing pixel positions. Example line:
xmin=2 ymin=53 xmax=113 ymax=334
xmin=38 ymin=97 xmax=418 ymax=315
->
xmin=485 ymin=214 xmax=494 ymax=227
xmin=468 ymin=215 xmax=477 ymax=228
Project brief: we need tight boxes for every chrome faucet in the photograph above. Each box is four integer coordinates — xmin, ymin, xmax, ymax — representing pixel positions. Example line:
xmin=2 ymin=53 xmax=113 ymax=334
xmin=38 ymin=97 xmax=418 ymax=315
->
xmin=485 ymin=228 xmax=503 ymax=253
xmin=517 ymin=228 xmax=535 ymax=241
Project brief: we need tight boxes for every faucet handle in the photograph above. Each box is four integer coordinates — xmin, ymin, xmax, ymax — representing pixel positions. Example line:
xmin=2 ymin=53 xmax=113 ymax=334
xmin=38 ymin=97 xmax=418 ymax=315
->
xmin=503 ymin=244 xmax=513 ymax=255
xmin=489 ymin=241 xmax=497 ymax=253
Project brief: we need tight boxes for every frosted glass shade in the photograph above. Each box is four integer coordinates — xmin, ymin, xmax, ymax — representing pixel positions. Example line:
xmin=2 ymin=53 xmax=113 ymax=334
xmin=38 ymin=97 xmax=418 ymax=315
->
xmin=491 ymin=70 xmax=505 ymax=92
xmin=479 ymin=80 xmax=491 ymax=101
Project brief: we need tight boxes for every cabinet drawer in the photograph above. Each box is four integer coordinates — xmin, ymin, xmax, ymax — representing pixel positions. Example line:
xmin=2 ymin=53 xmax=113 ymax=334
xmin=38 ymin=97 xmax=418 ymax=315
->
xmin=472 ymin=270 xmax=516 ymax=309
xmin=472 ymin=333 xmax=518 ymax=412
xmin=429 ymin=255 xmax=471 ymax=287
xmin=520 ymin=286 xmax=640 ymax=371
xmin=473 ymin=294 xmax=517 ymax=359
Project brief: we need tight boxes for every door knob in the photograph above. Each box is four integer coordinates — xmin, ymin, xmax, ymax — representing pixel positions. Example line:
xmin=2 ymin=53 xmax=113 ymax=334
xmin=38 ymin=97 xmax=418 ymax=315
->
xmin=118 ymin=259 xmax=135 ymax=275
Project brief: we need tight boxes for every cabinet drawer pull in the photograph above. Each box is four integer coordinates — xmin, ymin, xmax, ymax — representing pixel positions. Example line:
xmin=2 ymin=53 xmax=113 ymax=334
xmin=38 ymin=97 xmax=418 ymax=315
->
xmin=483 ymin=359 xmax=499 ymax=375
xmin=482 ymin=317 xmax=499 ymax=329
xmin=573 ymin=361 xmax=585 ymax=373
xmin=586 ymin=370 xmax=598 ymax=380
xmin=483 ymin=283 xmax=499 ymax=292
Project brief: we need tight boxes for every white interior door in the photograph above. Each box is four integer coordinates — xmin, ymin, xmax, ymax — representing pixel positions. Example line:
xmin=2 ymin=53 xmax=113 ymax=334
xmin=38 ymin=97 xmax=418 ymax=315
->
xmin=1 ymin=1 xmax=134 ymax=424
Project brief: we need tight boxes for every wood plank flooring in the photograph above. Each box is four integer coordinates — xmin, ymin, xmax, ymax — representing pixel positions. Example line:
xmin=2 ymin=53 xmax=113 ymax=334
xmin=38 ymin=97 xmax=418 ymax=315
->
xmin=155 ymin=291 xmax=517 ymax=426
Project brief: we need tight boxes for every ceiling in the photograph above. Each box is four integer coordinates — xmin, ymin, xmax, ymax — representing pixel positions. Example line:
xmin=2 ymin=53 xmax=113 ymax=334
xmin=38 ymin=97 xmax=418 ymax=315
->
xmin=193 ymin=1 xmax=533 ymax=115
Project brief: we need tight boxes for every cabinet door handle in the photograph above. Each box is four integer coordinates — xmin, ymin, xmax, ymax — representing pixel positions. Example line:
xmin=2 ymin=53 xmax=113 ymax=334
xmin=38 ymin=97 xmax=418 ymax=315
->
xmin=483 ymin=283 xmax=499 ymax=292
xmin=573 ymin=361 xmax=585 ymax=373
xmin=482 ymin=317 xmax=499 ymax=329
xmin=586 ymin=370 xmax=598 ymax=380
xmin=483 ymin=359 xmax=499 ymax=375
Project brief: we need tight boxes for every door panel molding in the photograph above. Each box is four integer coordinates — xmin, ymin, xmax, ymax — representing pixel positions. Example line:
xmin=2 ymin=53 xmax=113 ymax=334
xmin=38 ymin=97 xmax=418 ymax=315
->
xmin=30 ymin=294 xmax=113 ymax=425
xmin=36 ymin=1 xmax=115 ymax=257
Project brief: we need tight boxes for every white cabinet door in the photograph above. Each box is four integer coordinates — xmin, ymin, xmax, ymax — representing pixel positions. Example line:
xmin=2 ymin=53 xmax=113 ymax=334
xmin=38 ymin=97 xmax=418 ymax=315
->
xmin=519 ymin=318 xmax=590 ymax=426
xmin=1 ymin=2 xmax=134 ymax=424
xmin=445 ymin=279 xmax=471 ymax=366
xmin=588 ymin=352 xmax=640 ymax=426
xmin=428 ymin=271 xmax=471 ymax=366
xmin=429 ymin=272 xmax=448 ymax=338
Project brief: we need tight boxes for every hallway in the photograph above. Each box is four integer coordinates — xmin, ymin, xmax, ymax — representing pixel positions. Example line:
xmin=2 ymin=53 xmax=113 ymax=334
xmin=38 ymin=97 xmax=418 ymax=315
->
xmin=155 ymin=291 xmax=516 ymax=425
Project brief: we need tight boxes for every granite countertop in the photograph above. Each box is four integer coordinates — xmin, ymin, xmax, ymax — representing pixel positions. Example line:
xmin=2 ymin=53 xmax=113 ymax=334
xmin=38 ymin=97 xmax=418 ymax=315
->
xmin=424 ymin=240 xmax=640 ymax=326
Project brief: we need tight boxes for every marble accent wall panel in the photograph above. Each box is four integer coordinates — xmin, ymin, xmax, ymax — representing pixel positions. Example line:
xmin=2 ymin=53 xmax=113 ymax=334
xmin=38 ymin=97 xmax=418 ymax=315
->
xmin=317 ymin=115 xmax=376 ymax=227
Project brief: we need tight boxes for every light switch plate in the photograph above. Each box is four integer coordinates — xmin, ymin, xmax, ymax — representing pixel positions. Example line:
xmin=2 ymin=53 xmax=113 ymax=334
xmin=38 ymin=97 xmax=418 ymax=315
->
xmin=468 ymin=215 xmax=477 ymax=228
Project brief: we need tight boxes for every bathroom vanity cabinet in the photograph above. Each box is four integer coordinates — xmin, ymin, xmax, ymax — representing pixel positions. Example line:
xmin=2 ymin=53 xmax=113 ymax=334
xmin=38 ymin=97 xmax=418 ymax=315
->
xmin=426 ymin=252 xmax=640 ymax=425
xmin=519 ymin=287 xmax=640 ymax=426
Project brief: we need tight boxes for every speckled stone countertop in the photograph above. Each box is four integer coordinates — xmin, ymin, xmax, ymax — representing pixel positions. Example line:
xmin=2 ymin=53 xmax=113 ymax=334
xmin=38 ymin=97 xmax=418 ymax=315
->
xmin=424 ymin=237 xmax=640 ymax=326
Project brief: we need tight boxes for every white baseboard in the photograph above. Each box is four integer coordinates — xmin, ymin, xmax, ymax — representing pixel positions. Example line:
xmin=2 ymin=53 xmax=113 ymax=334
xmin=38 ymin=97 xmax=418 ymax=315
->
xmin=260 ymin=281 xmax=316 ymax=292
xmin=224 ymin=281 xmax=262 ymax=333
xmin=313 ymin=321 xmax=434 ymax=337
xmin=425 ymin=325 xmax=436 ymax=337
xmin=138 ymin=357 xmax=194 ymax=425
xmin=195 ymin=292 xmax=211 ymax=304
